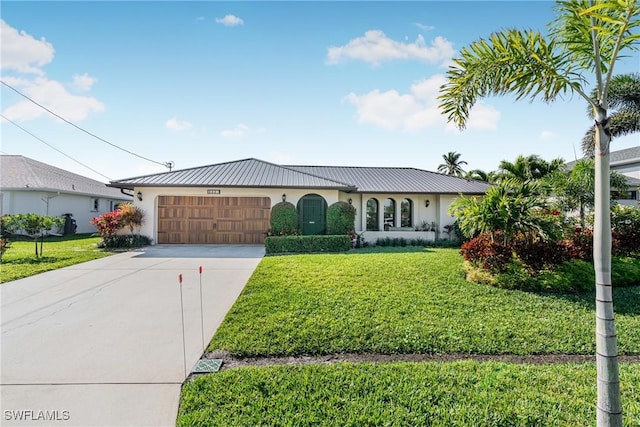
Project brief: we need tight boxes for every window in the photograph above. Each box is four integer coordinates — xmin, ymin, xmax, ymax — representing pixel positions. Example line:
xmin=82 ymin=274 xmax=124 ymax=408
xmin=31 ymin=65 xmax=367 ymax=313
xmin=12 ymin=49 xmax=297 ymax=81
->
xmin=366 ymin=198 xmax=379 ymax=231
xmin=613 ymin=190 xmax=638 ymax=200
xmin=383 ymin=198 xmax=395 ymax=230
xmin=401 ymin=199 xmax=413 ymax=228
xmin=92 ymin=198 xmax=99 ymax=211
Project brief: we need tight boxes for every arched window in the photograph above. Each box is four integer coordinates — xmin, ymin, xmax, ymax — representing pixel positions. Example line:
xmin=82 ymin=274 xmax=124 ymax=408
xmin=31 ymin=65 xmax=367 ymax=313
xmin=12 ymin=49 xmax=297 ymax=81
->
xmin=384 ymin=198 xmax=396 ymax=230
xmin=401 ymin=199 xmax=412 ymax=228
xmin=366 ymin=198 xmax=379 ymax=231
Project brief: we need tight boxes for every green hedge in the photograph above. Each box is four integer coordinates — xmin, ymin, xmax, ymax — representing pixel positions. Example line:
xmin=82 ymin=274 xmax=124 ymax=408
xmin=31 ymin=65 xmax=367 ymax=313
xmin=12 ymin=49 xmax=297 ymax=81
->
xmin=270 ymin=201 xmax=298 ymax=235
xmin=265 ymin=235 xmax=351 ymax=254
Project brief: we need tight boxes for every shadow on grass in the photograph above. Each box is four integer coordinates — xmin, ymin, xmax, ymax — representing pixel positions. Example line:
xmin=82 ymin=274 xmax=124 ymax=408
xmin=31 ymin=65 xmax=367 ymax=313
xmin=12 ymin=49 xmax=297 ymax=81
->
xmin=1 ymin=256 xmax=67 ymax=265
xmin=7 ymin=233 xmax=98 ymax=243
xmin=534 ymin=286 xmax=640 ymax=316
xmin=347 ymin=246 xmax=437 ymax=255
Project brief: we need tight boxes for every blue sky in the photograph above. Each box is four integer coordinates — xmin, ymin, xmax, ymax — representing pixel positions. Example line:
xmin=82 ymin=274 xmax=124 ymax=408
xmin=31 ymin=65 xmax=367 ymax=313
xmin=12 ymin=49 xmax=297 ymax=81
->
xmin=1 ymin=1 xmax=638 ymax=183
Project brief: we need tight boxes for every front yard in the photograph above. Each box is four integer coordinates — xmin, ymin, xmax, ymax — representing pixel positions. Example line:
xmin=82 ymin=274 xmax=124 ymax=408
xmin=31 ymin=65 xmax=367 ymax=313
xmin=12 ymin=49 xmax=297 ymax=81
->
xmin=0 ymin=234 xmax=113 ymax=283
xmin=178 ymin=248 xmax=640 ymax=425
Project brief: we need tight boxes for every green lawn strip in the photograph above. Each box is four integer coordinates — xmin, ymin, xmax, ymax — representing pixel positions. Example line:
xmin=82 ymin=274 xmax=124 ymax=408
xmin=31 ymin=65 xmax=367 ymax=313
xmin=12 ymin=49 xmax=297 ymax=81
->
xmin=178 ymin=361 xmax=640 ymax=427
xmin=209 ymin=249 xmax=640 ymax=356
xmin=1 ymin=234 xmax=113 ymax=283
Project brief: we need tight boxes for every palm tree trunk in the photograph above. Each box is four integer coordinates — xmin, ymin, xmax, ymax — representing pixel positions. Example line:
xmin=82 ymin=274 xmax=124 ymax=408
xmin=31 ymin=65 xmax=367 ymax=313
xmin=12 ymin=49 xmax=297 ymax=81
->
xmin=593 ymin=115 xmax=622 ymax=427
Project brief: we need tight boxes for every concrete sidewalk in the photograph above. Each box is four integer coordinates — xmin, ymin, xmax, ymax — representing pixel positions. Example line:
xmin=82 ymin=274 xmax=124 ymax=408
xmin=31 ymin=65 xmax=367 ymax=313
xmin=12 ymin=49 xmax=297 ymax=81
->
xmin=1 ymin=245 xmax=264 ymax=426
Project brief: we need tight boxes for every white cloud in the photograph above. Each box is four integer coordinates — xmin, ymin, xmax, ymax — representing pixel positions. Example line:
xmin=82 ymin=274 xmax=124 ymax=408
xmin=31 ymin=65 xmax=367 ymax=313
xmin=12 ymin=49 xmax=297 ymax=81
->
xmin=220 ymin=123 xmax=250 ymax=138
xmin=2 ymin=77 xmax=105 ymax=122
xmin=539 ymin=130 xmax=556 ymax=140
xmin=165 ymin=117 xmax=193 ymax=131
xmin=1 ymin=19 xmax=55 ymax=74
xmin=346 ymin=74 xmax=500 ymax=132
xmin=326 ymin=30 xmax=454 ymax=66
xmin=215 ymin=15 xmax=244 ymax=27
xmin=72 ymin=73 xmax=97 ymax=91
xmin=415 ymin=23 xmax=435 ymax=31
xmin=196 ymin=16 xmax=205 ymax=21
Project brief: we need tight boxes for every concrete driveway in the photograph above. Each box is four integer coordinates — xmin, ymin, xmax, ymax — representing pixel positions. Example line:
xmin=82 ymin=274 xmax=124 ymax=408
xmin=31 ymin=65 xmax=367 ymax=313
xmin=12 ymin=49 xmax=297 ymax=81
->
xmin=1 ymin=245 xmax=264 ymax=426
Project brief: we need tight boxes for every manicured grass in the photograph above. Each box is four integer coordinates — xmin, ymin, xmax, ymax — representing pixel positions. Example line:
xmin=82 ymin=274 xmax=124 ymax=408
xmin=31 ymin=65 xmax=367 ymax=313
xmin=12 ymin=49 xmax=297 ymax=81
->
xmin=209 ymin=249 xmax=640 ymax=356
xmin=1 ymin=234 xmax=113 ymax=283
xmin=178 ymin=361 xmax=640 ymax=426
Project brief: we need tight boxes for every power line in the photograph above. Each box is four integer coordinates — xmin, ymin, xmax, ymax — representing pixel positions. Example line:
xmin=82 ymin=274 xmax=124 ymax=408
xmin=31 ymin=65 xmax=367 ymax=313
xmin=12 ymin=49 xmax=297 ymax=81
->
xmin=1 ymin=113 xmax=113 ymax=181
xmin=1 ymin=80 xmax=172 ymax=169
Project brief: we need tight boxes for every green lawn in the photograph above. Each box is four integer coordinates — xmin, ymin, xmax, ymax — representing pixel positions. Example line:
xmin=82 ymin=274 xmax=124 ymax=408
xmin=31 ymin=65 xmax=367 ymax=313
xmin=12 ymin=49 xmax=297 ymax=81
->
xmin=178 ymin=361 xmax=640 ymax=427
xmin=1 ymin=234 xmax=113 ymax=283
xmin=209 ymin=249 xmax=640 ymax=356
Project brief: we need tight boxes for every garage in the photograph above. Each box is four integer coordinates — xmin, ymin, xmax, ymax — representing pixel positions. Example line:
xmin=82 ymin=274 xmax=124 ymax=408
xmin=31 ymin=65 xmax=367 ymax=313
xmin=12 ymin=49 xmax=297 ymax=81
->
xmin=157 ymin=196 xmax=271 ymax=244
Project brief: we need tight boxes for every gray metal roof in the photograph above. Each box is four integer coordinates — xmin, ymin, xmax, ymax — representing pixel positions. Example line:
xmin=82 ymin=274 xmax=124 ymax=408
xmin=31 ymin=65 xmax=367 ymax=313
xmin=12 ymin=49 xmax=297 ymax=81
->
xmin=286 ymin=165 xmax=491 ymax=194
xmin=110 ymin=158 xmax=490 ymax=194
xmin=109 ymin=158 xmax=356 ymax=190
xmin=1 ymin=155 xmax=131 ymax=200
xmin=610 ymin=145 xmax=640 ymax=166
xmin=566 ymin=145 xmax=640 ymax=170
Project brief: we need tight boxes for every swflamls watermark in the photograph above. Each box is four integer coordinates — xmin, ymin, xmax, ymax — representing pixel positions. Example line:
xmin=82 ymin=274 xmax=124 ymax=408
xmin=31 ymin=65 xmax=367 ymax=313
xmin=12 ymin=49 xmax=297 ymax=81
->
xmin=4 ymin=410 xmax=70 ymax=421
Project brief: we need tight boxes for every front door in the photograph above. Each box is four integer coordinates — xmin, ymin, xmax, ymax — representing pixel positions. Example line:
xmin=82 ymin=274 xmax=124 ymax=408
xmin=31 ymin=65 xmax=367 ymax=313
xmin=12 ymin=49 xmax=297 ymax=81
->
xmin=298 ymin=194 xmax=327 ymax=235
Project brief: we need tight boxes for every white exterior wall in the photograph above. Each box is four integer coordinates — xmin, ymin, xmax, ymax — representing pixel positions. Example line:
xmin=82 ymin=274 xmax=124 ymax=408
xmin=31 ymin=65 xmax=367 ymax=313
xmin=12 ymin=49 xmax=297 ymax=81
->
xmin=132 ymin=186 xmax=341 ymax=244
xmin=0 ymin=190 xmax=131 ymax=234
xmin=612 ymin=163 xmax=640 ymax=179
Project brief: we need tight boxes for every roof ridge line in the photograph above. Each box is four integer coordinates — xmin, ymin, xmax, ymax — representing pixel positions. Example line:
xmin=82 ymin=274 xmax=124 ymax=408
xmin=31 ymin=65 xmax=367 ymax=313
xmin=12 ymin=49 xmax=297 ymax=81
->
xmin=274 ymin=163 xmax=357 ymax=188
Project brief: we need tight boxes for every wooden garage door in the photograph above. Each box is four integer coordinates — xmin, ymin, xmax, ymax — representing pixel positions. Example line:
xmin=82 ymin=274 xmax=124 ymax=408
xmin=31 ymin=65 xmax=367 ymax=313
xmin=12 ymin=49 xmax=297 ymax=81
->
xmin=157 ymin=196 xmax=271 ymax=244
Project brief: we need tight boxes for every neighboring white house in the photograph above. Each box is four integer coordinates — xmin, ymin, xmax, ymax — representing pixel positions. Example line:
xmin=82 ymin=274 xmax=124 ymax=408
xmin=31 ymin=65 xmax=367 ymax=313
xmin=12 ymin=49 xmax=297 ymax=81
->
xmin=108 ymin=158 xmax=491 ymax=245
xmin=610 ymin=146 xmax=640 ymax=207
xmin=0 ymin=155 xmax=133 ymax=234
xmin=565 ymin=146 xmax=640 ymax=207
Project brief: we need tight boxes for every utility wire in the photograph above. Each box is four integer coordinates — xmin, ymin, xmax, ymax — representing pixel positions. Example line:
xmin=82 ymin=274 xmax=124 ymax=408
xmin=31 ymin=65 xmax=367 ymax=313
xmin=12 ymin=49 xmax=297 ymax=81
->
xmin=1 ymin=113 xmax=113 ymax=181
xmin=1 ymin=80 xmax=170 ymax=168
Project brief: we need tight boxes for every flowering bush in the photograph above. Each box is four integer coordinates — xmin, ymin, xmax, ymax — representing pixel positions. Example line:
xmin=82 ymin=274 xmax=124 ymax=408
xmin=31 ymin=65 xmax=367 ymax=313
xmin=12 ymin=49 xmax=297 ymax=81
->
xmin=91 ymin=210 xmax=123 ymax=245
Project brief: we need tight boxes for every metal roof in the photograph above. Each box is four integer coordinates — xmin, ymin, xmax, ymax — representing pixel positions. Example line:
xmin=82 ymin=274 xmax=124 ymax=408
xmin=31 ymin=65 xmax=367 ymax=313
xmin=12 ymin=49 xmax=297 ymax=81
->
xmin=109 ymin=158 xmax=356 ymax=190
xmin=110 ymin=158 xmax=490 ymax=194
xmin=286 ymin=165 xmax=491 ymax=194
xmin=566 ymin=146 xmax=640 ymax=170
xmin=610 ymin=145 xmax=640 ymax=166
xmin=1 ymin=155 xmax=131 ymax=200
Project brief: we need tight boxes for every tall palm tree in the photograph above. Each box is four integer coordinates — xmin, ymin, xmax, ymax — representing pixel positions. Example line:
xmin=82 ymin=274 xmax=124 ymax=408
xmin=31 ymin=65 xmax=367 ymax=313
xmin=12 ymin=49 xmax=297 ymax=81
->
xmin=437 ymin=151 xmax=468 ymax=176
xmin=496 ymin=155 xmax=565 ymax=182
xmin=439 ymin=2 xmax=640 ymax=425
xmin=582 ymin=73 xmax=640 ymax=156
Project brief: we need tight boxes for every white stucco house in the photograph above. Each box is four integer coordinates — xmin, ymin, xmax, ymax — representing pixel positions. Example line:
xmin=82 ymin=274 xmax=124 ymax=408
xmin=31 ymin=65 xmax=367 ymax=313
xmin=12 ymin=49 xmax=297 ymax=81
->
xmin=566 ymin=146 xmax=640 ymax=207
xmin=108 ymin=158 xmax=490 ymax=245
xmin=610 ymin=146 xmax=640 ymax=206
xmin=0 ymin=155 xmax=133 ymax=234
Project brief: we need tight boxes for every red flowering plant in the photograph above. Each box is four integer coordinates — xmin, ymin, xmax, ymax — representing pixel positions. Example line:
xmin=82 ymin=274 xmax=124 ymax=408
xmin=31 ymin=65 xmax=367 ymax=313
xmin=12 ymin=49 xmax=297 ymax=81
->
xmin=91 ymin=210 xmax=123 ymax=246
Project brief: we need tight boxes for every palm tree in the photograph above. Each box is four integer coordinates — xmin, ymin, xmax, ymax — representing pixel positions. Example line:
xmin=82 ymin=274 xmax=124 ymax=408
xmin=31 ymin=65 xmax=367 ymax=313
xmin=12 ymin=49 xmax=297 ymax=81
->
xmin=465 ymin=169 xmax=494 ymax=182
xmin=437 ymin=151 xmax=468 ymax=176
xmin=582 ymin=73 xmax=640 ymax=156
xmin=438 ymin=2 xmax=640 ymax=425
xmin=496 ymin=155 xmax=565 ymax=182
xmin=551 ymin=159 xmax=629 ymax=228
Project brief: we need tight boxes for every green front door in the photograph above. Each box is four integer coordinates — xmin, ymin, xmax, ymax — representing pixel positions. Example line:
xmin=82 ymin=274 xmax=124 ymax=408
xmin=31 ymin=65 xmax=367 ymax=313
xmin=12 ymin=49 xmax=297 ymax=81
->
xmin=298 ymin=194 xmax=326 ymax=235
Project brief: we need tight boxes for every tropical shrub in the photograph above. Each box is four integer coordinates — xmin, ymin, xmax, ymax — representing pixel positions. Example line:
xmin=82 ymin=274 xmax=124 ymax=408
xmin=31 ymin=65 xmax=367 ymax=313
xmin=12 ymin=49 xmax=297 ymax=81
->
xmin=326 ymin=201 xmax=356 ymax=236
xmin=611 ymin=205 xmax=640 ymax=257
xmin=270 ymin=202 xmax=298 ymax=236
xmin=459 ymin=232 xmax=513 ymax=272
xmin=450 ymin=179 xmax=561 ymax=243
xmin=118 ymin=203 xmax=145 ymax=235
xmin=91 ymin=210 xmax=123 ymax=245
xmin=96 ymin=234 xmax=153 ymax=249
